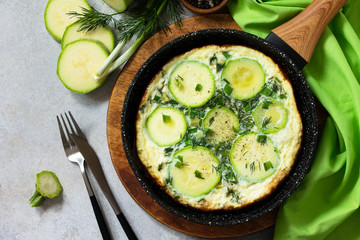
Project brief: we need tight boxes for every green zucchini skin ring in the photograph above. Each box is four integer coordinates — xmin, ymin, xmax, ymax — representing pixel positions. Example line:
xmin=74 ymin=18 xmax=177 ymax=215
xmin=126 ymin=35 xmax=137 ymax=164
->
xmin=168 ymin=60 xmax=215 ymax=108
xmin=230 ymin=132 xmax=279 ymax=182
xmin=145 ymin=106 xmax=187 ymax=147
xmin=221 ymin=58 xmax=265 ymax=100
xmin=168 ymin=146 xmax=221 ymax=197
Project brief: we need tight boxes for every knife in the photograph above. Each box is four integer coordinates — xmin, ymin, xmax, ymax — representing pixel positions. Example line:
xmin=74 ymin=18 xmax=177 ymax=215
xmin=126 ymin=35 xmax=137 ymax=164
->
xmin=70 ymin=134 xmax=138 ymax=240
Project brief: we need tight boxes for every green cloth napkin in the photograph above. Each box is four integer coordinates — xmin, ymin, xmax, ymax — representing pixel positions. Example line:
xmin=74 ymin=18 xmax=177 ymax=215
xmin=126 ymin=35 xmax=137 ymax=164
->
xmin=227 ymin=0 xmax=360 ymax=239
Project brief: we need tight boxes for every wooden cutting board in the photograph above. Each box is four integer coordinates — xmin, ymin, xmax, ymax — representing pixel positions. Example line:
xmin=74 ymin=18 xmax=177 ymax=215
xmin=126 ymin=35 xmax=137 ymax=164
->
xmin=106 ymin=14 xmax=278 ymax=238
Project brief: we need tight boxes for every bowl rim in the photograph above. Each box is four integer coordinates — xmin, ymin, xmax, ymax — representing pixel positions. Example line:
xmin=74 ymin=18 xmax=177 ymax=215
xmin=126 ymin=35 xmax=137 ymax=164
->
xmin=180 ymin=0 xmax=229 ymax=14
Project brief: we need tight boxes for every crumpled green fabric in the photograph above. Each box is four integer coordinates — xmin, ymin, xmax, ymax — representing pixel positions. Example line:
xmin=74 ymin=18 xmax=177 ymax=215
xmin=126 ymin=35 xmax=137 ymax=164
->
xmin=227 ymin=0 xmax=360 ymax=239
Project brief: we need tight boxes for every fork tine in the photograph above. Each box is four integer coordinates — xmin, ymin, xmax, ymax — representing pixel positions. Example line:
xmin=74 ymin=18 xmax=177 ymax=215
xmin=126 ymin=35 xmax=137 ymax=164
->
xmin=57 ymin=115 xmax=70 ymax=149
xmin=61 ymin=114 xmax=75 ymax=146
xmin=64 ymin=112 xmax=75 ymax=135
xmin=68 ymin=111 xmax=87 ymax=140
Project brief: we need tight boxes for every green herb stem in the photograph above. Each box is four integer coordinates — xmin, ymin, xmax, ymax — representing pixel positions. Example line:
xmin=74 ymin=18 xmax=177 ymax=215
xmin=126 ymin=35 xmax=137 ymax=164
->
xmin=29 ymin=188 xmax=44 ymax=207
xmin=93 ymin=0 xmax=174 ymax=80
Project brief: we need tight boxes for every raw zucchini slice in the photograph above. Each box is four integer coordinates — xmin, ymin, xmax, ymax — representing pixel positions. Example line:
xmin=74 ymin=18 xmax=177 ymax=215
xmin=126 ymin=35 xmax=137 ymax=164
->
xmin=203 ymin=106 xmax=239 ymax=142
xmin=169 ymin=146 xmax=221 ymax=197
xmin=146 ymin=106 xmax=187 ymax=147
xmin=221 ymin=58 xmax=265 ymax=100
xmin=168 ymin=60 xmax=215 ymax=107
xmin=36 ymin=171 xmax=63 ymax=198
xmin=252 ymin=99 xmax=288 ymax=133
xmin=44 ymin=0 xmax=91 ymax=41
xmin=102 ymin=0 xmax=133 ymax=12
xmin=57 ymin=39 xmax=109 ymax=94
xmin=61 ymin=22 xmax=115 ymax=51
xmin=230 ymin=133 xmax=278 ymax=182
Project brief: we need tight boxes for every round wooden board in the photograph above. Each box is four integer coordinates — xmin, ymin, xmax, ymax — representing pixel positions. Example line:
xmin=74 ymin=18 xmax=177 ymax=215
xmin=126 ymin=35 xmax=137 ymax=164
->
xmin=107 ymin=14 xmax=278 ymax=238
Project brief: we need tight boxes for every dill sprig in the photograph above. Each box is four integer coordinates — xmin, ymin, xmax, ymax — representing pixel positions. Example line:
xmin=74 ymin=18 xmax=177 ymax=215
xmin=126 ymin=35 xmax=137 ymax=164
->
xmin=67 ymin=0 xmax=183 ymax=80
xmin=67 ymin=7 xmax=120 ymax=32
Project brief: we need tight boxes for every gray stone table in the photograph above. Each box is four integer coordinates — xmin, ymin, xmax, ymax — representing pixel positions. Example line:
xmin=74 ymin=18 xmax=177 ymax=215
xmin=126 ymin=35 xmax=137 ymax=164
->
xmin=0 ymin=0 xmax=274 ymax=239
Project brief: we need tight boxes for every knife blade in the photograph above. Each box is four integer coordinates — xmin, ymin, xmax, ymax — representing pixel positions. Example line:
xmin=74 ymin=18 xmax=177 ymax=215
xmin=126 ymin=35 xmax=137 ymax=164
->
xmin=70 ymin=134 xmax=138 ymax=240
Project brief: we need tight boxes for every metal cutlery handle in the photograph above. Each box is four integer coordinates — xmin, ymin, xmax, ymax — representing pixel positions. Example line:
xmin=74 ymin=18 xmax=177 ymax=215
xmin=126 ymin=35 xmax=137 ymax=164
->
xmin=117 ymin=213 xmax=138 ymax=240
xmin=80 ymin=164 xmax=111 ymax=240
xmin=70 ymin=134 xmax=137 ymax=240
xmin=90 ymin=195 xmax=111 ymax=240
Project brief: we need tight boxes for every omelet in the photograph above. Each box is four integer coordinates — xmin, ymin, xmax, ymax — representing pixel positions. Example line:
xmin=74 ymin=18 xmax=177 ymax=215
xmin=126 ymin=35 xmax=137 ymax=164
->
xmin=135 ymin=45 xmax=302 ymax=210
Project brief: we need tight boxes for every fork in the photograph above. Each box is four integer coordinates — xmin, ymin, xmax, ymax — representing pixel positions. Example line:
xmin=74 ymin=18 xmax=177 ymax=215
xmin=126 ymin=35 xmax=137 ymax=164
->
xmin=57 ymin=112 xmax=111 ymax=240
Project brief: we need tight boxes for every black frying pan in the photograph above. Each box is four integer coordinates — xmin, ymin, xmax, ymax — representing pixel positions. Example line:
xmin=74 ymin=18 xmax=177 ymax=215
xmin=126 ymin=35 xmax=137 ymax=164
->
xmin=121 ymin=0 xmax=347 ymax=225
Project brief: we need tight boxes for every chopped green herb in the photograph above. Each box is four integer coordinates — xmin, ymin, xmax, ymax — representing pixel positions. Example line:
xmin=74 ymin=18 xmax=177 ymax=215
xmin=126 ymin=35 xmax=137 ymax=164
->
xmin=257 ymin=135 xmax=267 ymax=145
xmin=197 ymin=198 xmax=205 ymax=203
xmin=216 ymin=63 xmax=225 ymax=72
xmin=261 ymin=117 xmax=272 ymax=130
xmin=158 ymin=163 xmax=164 ymax=171
xmin=244 ymin=103 xmax=252 ymax=112
xmin=167 ymin=99 xmax=178 ymax=105
xmin=216 ymin=97 xmax=225 ymax=105
xmin=209 ymin=117 xmax=215 ymax=126
xmin=246 ymin=120 xmax=254 ymax=128
xmin=262 ymin=100 xmax=272 ymax=109
xmin=153 ymin=95 xmax=161 ymax=103
xmin=249 ymin=161 xmax=255 ymax=174
xmin=264 ymin=161 xmax=274 ymax=171
xmin=190 ymin=109 xmax=200 ymax=118
xmin=195 ymin=84 xmax=202 ymax=91
xmin=139 ymin=104 xmax=146 ymax=113
xmin=222 ymin=78 xmax=230 ymax=84
xmin=189 ymin=128 xmax=197 ymax=134
xmin=226 ymin=188 xmax=241 ymax=202
xmin=164 ymin=147 xmax=173 ymax=156
xmin=223 ymin=83 xmax=233 ymax=96
xmin=165 ymin=176 xmax=173 ymax=185
xmin=175 ymin=155 xmax=185 ymax=168
xmin=194 ymin=170 xmax=205 ymax=179
xmin=232 ymin=125 xmax=239 ymax=133
xmin=184 ymin=137 xmax=192 ymax=146
xmin=210 ymin=55 xmax=218 ymax=65
xmin=174 ymin=75 xmax=184 ymax=88
xmin=221 ymin=150 xmax=229 ymax=157
xmin=222 ymin=51 xmax=231 ymax=59
xmin=279 ymin=94 xmax=287 ymax=99
xmin=262 ymin=87 xmax=273 ymax=97
xmin=204 ymin=128 xmax=214 ymax=137
xmin=162 ymin=114 xmax=171 ymax=123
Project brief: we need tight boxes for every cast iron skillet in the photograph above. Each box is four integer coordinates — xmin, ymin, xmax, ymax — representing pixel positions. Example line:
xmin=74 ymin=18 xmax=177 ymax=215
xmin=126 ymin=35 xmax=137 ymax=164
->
xmin=121 ymin=0 xmax=347 ymax=225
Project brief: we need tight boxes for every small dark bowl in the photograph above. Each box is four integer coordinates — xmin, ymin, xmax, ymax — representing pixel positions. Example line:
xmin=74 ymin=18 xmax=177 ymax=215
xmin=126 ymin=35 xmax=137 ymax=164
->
xmin=180 ymin=0 xmax=229 ymax=14
xmin=121 ymin=29 xmax=318 ymax=226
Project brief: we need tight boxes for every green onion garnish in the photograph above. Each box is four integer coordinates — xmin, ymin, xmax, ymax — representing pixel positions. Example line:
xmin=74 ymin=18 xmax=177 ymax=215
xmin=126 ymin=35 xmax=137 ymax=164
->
xmin=223 ymin=83 xmax=233 ymax=96
xmin=262 ymin=87 xmax=272 ymax=96
xmin=194 ymin=170 xmax=204 ymax=179
xmin=263 ymin=161 xmax=274 ymax=171
xmin=162 ymin=114 xmax=171 ymax=123
xmin=205 ymin=128 xmax=214 ymax=136
xmin=222 ymin=51 xmax=231 ymax=59
xmin=257 ymin=135 xmax=267 ymax=145
xmin=189 ymin=128 xmax=197 ymax=134
xmin=195 ymin=84 xmax=202 ymax=91
xmin=244 ymin=103 xmax=252 ymax=112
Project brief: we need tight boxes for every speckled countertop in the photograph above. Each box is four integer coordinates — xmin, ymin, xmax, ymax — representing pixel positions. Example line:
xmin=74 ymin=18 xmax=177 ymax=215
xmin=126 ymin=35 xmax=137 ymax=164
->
xmin=0 ymin=1 xmax=274 ymax=239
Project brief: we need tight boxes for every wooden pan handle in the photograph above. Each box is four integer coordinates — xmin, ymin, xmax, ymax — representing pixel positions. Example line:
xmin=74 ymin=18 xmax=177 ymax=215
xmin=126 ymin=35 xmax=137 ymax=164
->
xmin=271 ymin=0 xmax=348 ymax=63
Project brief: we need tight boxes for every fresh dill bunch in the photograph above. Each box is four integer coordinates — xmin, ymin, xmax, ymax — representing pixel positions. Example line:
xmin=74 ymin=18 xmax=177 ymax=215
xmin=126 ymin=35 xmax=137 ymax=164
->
xmin=68 ymin=0 xmax=183 ymax=44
